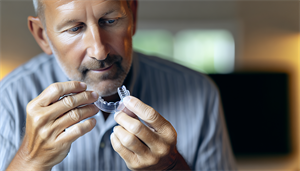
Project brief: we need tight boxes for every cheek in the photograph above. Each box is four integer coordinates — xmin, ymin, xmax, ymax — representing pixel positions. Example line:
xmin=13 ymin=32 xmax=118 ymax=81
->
xmin=124 ymin=27 xmax=133 ymax=56
xmin=51 ymin=34 xmax=85 ymax=70
xmin=109 ymin=25 xmax=133 ymax=61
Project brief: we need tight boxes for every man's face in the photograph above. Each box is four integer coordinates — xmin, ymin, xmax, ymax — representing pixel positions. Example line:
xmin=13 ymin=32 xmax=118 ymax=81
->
xmin=43 ymin=0 xmax=135 ymax=97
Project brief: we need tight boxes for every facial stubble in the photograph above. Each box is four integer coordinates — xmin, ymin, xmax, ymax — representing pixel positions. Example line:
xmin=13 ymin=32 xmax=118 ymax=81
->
xmin=48 ymin=39 xmax=131 ymax=97
xmin=81 ymin=55 xmax=130 ymax=97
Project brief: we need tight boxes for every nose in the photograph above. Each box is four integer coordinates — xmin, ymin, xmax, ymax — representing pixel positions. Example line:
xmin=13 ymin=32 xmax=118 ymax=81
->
xmin=85 ymin=24 xmax=109 ymax=60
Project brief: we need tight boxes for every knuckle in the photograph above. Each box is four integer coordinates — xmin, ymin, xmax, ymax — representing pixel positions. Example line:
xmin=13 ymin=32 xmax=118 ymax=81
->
xmin=91 ymin=105 xmax=99 ymax=113
xmin=68 ymin=81 xmax=77 ymax=90
xmin=133 ymin=100 xmax=143 ymax=111
xmin=39 ymin=127 xmax=51 ymax=140
xmin=87 ymin=119 xmax=95 ymax=128
xmin=86 ymin=105 xmax=97 ymax=114
xmin=32 ymin=114 xmax=47 ymax=128
xmin=26 ymin=103 xmax=35 ymax=116
xmin=129 ymin=121 xmax=143 ymax=135
xmin=157 ymin=145 xmax=170 ymax=156
xmin=50 ymin=83 xmax=61 ymax=94
xmin=73 ymin=125 xmax=84 ymax=136
xmin=63 ymin=95 xmax=76 ymax=108
xmin=32 ymin=115 xmax=43 ymax=123
xmin=144 ymin=107 xmax=158 ymax=122
xmin=128 ymin=157 xmax=141 ymax=169
xmin=164 ymin=125 xmax=177 ymax=143
xmin=56 ymin=141 xmax=71 ymax=153
xmin=82 ymin=91 xmax=90 ymax=101
xmin=122 ymin=134 xmax=136 ymax=147
xmin=159 ymin=121 xmax=170 ymax=133
xmin=114 ymin=125 xmax=122 ymax=132
xmin=169 ymin=130 xmax=177 ymax=143
xmin=68 ymin=109 xmax=81 ymax=122
xmin=130 ymin=162 xmax=141 ymax=170
xmin=26 ymin=99 xmax=41 ymax=115
xmin=112 ymin=139 xmax=122 ymax=152
xmin=148 ymin=156 xmax=159 ymax=165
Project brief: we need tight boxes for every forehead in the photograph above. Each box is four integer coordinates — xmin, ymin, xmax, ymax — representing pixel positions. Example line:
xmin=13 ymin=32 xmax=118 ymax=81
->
xmin=43 ymin=0 xmax=126 ymax=18
xmin=42 ymin=0 xmax=129 ymax=30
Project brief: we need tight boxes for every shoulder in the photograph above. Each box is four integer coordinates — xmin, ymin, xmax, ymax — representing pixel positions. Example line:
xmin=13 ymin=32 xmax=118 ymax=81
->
xmin=0 ymin=53 xmax=67 ymax=94
xmin=136 ymin=52 xmax=218 ymax=93
xmin=0 ymin=53 xmax=55 ymax=90
xmin=0 ymin=53 xmax=68 ymax=112
xmin=0 ymin=53 xmax=57 ymax=157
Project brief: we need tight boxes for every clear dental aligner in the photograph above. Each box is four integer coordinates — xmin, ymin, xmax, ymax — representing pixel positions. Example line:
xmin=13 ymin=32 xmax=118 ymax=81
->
xmin=94 ymin=85 xmax=130 ymax=113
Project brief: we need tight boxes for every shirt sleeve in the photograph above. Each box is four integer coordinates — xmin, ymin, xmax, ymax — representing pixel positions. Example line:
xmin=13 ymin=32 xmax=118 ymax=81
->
xmin=0 ymin=105 xmax=18 ymax=171
xmin=194 ymin=81 xmax=237 ymax=170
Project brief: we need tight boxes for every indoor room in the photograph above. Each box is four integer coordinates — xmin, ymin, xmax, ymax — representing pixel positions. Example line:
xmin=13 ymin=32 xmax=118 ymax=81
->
xmin=0 ymin=0 xmax=299 ymax=170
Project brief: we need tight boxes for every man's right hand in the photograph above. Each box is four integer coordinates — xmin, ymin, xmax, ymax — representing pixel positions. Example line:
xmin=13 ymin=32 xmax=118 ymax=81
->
xmin=7 ymin=81 xmax=99 ymax=171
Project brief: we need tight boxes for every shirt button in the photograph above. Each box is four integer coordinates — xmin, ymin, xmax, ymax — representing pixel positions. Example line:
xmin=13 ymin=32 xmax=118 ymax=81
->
xmin=100 ymin=142 xmax=105 ymax=148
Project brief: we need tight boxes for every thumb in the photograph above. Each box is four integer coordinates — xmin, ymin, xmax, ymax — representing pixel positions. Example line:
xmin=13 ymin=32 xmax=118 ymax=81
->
xmin=122 ymin=96 xmax=168 ymax=132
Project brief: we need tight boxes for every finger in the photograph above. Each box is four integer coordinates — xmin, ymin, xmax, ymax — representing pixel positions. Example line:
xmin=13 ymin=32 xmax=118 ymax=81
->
xmin=110 ymin=132 xmax=136 ymax=162
xmin=52 ymin=104 xmax=99 ymax=133
xmin=37 ymin=81 xmax=87 ymax=107
xmin=114 ymin=112 xmax=159 ymax=149
xmin=48 ymin=90 xmax=99 ymax=120
xmin=113 ymin=125 xmax=149 ymax=156
xmin=123 ymin=96 xmax=170 ymax=133
xmin=56 ymin=118 xmax=96 ymax=143
xmin=114 ymin=106 xmax=138 ymax=120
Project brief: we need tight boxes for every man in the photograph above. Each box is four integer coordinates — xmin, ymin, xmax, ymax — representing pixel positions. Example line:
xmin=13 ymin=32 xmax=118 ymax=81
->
xmin=0 ymin=0 xmax=236 ymax=170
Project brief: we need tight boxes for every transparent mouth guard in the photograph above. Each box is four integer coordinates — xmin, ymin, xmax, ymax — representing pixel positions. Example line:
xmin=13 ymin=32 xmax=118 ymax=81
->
xmin=94 ymin=85 xmax=130 ymax=113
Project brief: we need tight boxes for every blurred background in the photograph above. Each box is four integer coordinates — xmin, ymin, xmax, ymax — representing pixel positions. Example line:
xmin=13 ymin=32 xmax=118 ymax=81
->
xmin=0 ymin=0 xmax=299 ymax=170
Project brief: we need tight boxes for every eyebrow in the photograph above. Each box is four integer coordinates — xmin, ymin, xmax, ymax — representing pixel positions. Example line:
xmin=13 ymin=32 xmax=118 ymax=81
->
xmin=56 ymin=18 xmax=81 ymax=31
xmin=56 ymin=8 xmax=117 ymax=31
xmin=103 ymin=9 xmax=116 ymax=16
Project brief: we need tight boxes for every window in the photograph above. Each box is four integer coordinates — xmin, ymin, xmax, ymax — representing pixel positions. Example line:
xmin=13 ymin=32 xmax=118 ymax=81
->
xmin=133 ymin=29 xmax=235 ymax=74
xmin=132 ymin=30 xmax=173 ymax=60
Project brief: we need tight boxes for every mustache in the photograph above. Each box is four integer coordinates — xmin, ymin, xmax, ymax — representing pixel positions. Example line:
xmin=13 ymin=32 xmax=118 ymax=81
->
xmin=79 ymin=54 xmax=123 ymax=74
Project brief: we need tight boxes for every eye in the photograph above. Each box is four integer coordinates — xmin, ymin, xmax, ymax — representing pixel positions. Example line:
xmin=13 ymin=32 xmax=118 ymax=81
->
xmin=107 ymin=19 xmax=116 ymax=24
xmin=67 ymin=25 xmax=84 ymax=33
xmin=99 ymin=19 xmax=118 ymax=27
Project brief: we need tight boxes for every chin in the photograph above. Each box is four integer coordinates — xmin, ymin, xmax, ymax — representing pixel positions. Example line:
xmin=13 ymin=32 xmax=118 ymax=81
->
xmin=86 ymin=79 xmax=124 ymax=97
xmin=86 ymin=66 xmax=129 ymax=97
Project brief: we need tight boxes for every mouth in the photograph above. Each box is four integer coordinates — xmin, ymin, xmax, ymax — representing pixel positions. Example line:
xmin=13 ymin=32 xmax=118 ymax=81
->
xmin=90 ymin=64 xmax=114 ymax=72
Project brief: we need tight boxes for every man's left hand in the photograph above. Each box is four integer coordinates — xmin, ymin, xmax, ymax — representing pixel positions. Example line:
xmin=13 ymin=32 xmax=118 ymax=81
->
xmin=111 ymin=96 xmax=190 ymax=170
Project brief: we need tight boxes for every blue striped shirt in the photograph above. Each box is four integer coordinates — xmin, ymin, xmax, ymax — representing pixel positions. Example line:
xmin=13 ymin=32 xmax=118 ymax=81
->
xmin=0 ymin=52 xmax=237 ymax=170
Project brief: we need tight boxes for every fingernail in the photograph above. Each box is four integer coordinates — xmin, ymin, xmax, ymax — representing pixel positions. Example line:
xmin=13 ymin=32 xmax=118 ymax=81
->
xmin=80 ymin=82 xmax=87 ymax=88
xmin=92 ymin=92 xmax=98 ymax=99
xmin=123 ymin=96 xmax=130 ymax=103
xmin=114 ymin=111 xmax=121 ymax=119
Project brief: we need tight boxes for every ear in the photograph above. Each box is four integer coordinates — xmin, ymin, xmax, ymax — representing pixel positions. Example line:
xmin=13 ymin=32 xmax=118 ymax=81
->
xmin=129 ymin=0 xmax=138 ymax=36
xmin=28 ymin=16 xmax=53 ymax=55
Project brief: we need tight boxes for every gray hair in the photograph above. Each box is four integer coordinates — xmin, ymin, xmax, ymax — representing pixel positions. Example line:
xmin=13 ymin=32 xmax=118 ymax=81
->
xmin=32 ymin=0 xmax=46 ymax=27
xmin=33 ymin=0 xmax=132 ymax=14
xmin=32 ymin=0 xmax=131 ymax=25
xmin=32 ymin=0 xmax=38 ymax=15
xmin=32 ymin=0 xmax=45 ymax=17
